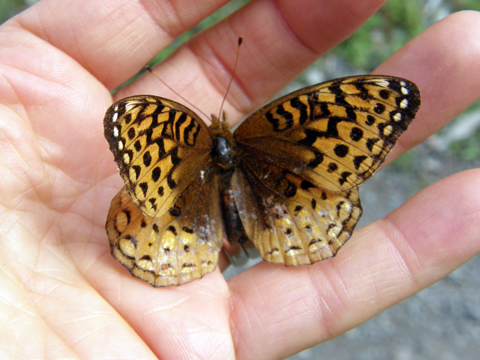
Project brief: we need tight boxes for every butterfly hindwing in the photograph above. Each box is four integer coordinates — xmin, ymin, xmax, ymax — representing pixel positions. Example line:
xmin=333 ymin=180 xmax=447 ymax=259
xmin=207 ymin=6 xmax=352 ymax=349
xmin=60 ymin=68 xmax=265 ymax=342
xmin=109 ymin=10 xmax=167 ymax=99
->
xmin=233 ymin=154 xmax=362 ymax=265
xmin=105 ymin=165 xmax=224 ymax=286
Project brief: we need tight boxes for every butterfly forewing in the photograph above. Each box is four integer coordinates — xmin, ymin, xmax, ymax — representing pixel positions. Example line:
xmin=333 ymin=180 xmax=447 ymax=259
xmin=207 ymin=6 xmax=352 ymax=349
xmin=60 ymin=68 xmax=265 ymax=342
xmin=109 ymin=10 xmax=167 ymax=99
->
xmin=234 ymin=75 xmax=420 ymax=193
xmin=104 ymin=95 xmax=212 ymax=218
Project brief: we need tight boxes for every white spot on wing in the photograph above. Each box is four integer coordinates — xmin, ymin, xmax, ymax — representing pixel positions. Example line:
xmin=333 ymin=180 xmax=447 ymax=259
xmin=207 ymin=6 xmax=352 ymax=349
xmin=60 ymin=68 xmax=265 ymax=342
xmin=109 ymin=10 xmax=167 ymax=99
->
xmin=125 ymin=104 xmax=135 ymax=112
xmin=400 ymin=99 xmax=408 ymax=109
xmin=375 ymin=80 xmax=390 ymax=87
xmin=383 ymin=125 xmax=393 ymax=136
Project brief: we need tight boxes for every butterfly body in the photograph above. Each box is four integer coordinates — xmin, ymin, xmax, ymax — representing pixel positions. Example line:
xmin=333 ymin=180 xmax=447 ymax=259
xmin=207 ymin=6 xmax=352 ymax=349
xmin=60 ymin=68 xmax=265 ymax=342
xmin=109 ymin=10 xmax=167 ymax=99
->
xmin=104 ymin=75 xmax=420 ymax=286
xmin=209 ymin=120 xmax=252 ymax=248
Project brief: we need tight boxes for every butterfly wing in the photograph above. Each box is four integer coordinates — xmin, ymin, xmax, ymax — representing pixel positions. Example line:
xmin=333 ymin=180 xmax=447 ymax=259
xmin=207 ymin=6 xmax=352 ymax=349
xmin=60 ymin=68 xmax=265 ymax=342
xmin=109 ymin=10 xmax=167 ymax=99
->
xmin=234 ymin=75 xmax=420 ymax=265
xmin=235 ymin=75 xmax=420 ymax=192
xmin=106 ymin=166 xmax=224 ymax=286
xmin=104 ymin=95 xmax=225 ymax=286
xmin=104 ymin=95 xmax=213 ymax=218
xmin=232 ymin=156 xmax=362 ymax=265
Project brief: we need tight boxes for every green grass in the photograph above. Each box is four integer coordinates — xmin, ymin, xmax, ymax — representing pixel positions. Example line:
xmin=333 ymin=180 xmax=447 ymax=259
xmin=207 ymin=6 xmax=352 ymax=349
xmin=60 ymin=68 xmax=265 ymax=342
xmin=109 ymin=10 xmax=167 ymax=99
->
xmin=333 ymin=0 xmax=426 ymax=71
xmin=0 ymin=0 xmax=34 ymax=24
xmin=449 ymin=102 xmax=480 ymax=161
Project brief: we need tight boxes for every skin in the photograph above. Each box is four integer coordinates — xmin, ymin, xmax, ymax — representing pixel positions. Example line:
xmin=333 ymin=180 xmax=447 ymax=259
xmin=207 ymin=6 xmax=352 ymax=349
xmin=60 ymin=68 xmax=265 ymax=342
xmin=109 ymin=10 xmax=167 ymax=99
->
xmin=0 ymin=0 xmax=479 ymax=359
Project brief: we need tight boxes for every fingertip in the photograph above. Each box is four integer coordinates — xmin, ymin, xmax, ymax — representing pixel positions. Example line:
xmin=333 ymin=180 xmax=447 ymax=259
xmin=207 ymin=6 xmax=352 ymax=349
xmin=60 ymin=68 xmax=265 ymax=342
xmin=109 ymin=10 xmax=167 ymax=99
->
xmin=375 ymin=11 xmax=480 ymax=155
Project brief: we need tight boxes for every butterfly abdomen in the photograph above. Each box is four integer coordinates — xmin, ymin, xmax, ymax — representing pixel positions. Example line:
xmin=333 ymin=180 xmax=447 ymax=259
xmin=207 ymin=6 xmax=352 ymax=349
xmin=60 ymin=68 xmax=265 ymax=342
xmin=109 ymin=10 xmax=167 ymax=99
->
xmin=221 ymin=184 xmax=249 ymax=243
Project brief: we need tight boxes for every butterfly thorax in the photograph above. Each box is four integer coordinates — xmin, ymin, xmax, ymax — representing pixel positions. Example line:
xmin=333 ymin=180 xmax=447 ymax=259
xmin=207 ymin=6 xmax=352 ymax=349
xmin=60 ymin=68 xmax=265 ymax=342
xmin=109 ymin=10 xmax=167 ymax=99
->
xmin=210 ymin=116 xmax=239 ymax=171
xmin=211 ymin=133 xmax=238 ymax=170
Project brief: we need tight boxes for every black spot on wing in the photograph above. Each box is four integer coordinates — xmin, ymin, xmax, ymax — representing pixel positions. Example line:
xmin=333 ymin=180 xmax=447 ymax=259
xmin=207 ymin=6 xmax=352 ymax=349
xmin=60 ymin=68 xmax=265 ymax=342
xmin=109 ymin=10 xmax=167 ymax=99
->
xmin=366 ymin=115 xmax=375 ymax=126
xmin=374 ymin=103 xmax=385 ymax=114
xmin=379 ymin=89 xmax=390 ymax=99
xmin=139 ymin=182 xmax=148 ymax=197
xmin=152 ymin=167 xmax=161 ymax=182
xmin=334 ymin=144 xmax=349 ymax=158
xmin=128 ymin=127 xmax=136 ymax=140
xmin=169 ymin=206 xmax=181 ymax=217
xmin=301 ymin=180 xmax=315 ymax=190
xmin=307 ymin=153 xmax=324 ymax=169
xmin=167 ymin=226 xmax=177 ymax=235
xmin=328 ymin=162 xmax=338 ymax=173
xmin=134 ymin=140 xmax=142 ymax=152
xmin=183 ymin=226 xmax=194 ymax=234
xmin=350 ymin=127 xmax=363 ymax=142
xmin=143 ymin=152 xmax=152 ymax=167
xmin=353 ymin=155 xmax=368 ymax=170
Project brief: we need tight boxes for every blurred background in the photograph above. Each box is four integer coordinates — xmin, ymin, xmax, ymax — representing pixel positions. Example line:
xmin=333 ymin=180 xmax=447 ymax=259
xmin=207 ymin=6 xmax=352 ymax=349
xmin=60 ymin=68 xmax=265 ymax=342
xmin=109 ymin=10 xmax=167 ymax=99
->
xmin=2 ymin=1 xmax=479 ymax=359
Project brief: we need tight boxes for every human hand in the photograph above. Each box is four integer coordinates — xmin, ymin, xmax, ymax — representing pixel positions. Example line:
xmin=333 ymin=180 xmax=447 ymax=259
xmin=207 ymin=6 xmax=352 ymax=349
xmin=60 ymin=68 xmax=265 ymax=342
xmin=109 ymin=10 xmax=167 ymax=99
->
xmin=0 ymin=1 xmax=479 ymax=359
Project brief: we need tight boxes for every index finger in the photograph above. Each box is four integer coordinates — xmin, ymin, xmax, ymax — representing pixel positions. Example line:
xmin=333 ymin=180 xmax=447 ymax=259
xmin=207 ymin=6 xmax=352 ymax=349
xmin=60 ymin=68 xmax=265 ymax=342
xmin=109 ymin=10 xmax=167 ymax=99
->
xmin=14 ymin=0 xmax=229 ymax=89
xmin=14 ymin=0 xmax=387 ymax=101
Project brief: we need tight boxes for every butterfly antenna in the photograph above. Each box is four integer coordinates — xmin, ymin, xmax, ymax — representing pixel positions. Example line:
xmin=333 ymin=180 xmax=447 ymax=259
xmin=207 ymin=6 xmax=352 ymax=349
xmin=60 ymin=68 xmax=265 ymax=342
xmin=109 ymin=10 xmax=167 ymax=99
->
xmin=145 ymin=65 xmax=211 ymax=121
xmin=217 ymin=36 xmax=243 ymax=124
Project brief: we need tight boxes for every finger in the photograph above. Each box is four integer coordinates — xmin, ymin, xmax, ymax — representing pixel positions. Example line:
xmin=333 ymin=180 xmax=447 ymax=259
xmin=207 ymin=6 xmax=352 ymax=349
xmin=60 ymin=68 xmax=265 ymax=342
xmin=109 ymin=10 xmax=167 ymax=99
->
xmin=90 ymin=257 xmax=234 ymax=359
xmin=123 ymin=0 xmax=388 ymax=119
xmin=177 ymin=0 xmax=389 ymax=118
xmin=372 ymin=11 xmax=480 ymax=163
xmin=14 ymin=0 xmax=230 ymax=89
xmin=15 ymin=0 xmax=387 ymax=93
xmin=73 ymin=0 xmax=387 ymax=113
xmin=0 ymin=213 xmax=158 ymax=359
xmin=228 ymin=168 xmax=480 ymax=359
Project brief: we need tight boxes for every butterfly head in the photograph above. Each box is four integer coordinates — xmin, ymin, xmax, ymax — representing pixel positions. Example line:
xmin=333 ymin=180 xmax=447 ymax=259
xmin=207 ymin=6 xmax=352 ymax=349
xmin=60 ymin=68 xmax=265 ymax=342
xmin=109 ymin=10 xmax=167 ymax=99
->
xmin=209 ymin=110 xmax=230 ymax=131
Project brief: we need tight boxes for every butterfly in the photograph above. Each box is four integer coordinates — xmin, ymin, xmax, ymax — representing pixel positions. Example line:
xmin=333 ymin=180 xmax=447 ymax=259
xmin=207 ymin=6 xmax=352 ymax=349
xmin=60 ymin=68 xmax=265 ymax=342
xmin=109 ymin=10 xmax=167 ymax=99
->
xmin=104 ymin=75 xmax=421 ymax=287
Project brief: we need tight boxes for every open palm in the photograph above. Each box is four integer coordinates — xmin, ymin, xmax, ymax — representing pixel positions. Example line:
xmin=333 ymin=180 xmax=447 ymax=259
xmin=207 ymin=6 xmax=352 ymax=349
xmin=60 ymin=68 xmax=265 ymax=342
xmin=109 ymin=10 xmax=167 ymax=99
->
xmin=0 ymin=1 xmax=479 ymax=359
